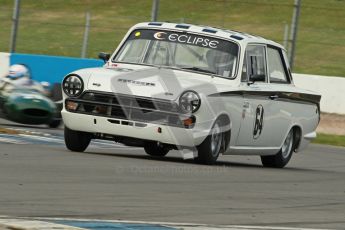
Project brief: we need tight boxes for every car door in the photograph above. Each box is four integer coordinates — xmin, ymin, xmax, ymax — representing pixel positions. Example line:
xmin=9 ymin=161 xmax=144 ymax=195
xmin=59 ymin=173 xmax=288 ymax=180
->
xmin=237 ymin=45 xmax=294 ymax=148
xmin=263 ymin=46 xmax=295 ymax=147
xmin=236 ymin=44 xmax=275 ymax=147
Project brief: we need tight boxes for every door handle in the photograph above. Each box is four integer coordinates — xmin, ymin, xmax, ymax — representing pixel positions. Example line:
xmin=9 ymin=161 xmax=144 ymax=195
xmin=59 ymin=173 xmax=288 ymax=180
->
xmin=269 ymin=95 xmax=279 ymax=100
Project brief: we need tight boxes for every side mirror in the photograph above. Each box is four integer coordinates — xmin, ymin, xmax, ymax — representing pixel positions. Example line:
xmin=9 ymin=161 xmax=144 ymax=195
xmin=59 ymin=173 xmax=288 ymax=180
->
xmin=98 ymin=52 xmax=110 ymax=63
xmin=248 ymin=74 xmax=265 ymax=85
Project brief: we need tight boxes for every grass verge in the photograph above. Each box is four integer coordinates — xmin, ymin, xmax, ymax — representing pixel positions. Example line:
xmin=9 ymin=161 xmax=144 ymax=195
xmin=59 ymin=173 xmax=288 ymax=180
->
xmin=313 ymin=133 xmax=345 ymax=147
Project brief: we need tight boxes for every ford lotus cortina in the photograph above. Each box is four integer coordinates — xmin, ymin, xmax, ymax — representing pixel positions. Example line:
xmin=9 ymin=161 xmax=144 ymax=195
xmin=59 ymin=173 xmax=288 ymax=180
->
xmin=61 ymin=22 xmax=321 ymax=167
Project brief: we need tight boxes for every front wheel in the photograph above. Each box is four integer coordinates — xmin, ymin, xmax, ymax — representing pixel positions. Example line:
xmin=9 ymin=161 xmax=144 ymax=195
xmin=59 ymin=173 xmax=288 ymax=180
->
xmin=64 ymin=126 xmax=92 ymax=152
xmin=261 ymin=129 xmax=294 ymax=168
xmin=144 ymin=141 xmax=169 ymax=157
xmin=195 ymin=120 xmax=225 ymax=165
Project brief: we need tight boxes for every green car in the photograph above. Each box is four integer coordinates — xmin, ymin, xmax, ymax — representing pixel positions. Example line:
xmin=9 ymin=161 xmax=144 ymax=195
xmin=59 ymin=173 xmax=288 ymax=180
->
xmin=0 ymin=85 xmax=62 ymax=128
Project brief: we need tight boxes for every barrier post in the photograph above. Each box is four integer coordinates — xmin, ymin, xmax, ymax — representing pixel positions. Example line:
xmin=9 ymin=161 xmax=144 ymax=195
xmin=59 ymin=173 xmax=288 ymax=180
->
xmin=81 ymin=12 xmax=91 ymax=58
xmin=288 ymin=0 xmax=302 ymax=70
xmin=151 ymin=0 xmax=159 ymax=21
xmin=9 ymin=0 xmax=21 ymax=53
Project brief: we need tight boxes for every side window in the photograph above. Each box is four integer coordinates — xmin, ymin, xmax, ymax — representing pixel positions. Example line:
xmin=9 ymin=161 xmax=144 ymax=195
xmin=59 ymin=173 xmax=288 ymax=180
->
xmin=267 ymin=47 xmax=289 ymax=83
xmin=245 ymin=45 xmax=267 ymax=82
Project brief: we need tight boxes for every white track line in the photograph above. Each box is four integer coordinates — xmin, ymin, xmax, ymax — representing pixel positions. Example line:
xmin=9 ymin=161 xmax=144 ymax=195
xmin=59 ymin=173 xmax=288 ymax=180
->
xmin=0 ymin=136 xmax=28 ymax=144
xmin=34 ymin=217 xmax=334 ymax=230
xmin=1 ymin=132 xmax=139 ymax=148
xmin=0 ymin=216 xmax=335 ymax=230
xmin=0 ymin=218 xmax=84 ymax=230
xmin=18 ymin=134 xmax=64 ymax=143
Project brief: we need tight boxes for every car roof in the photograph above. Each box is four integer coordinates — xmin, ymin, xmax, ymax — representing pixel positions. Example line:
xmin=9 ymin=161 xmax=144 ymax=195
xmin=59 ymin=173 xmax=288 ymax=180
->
xmin=131 ymin=22 xmax=285 ymax=50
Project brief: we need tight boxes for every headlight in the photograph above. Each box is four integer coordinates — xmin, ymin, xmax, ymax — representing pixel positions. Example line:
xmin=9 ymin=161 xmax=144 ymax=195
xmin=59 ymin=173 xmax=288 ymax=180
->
xmin=62 ymin=74 xmax=84 ymax=97
xmin=179 ymin=90 xmax=201 ymax=113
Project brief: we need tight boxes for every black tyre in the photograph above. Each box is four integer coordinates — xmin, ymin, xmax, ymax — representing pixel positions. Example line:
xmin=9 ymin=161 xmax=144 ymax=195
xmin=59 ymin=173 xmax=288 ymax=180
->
xmin=48 ymin=119 xmax=61 ymax=128
xmin=144 ymin=141 xmax=169 ymax=157
xmin=64 ymin=126 xmax=91 ymax=152
xmin=261 ymin=129 xmax=294 ymax=168
xmin=195 ymin=119 xmax=224 ymax=165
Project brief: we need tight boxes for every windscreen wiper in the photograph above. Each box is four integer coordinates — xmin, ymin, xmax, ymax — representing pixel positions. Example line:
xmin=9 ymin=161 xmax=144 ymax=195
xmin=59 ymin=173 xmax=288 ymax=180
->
xmin=181 ymin=67 xmax=216 ymax=75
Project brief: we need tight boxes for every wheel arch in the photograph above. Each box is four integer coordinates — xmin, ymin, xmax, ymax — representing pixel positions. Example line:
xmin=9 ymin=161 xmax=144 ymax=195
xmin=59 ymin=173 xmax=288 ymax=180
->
xmin=278 ymin=124 xmax=302 ymax=152
xmin=216 ymin=113 xmax=231 ymax=152
xmin=291 ymin=125 xmax=302 ymax=152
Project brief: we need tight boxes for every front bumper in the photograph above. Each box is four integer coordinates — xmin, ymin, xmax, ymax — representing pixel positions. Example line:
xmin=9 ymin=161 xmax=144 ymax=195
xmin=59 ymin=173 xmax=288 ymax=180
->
xmin=62 ymin=111 xmax=199 ymax=147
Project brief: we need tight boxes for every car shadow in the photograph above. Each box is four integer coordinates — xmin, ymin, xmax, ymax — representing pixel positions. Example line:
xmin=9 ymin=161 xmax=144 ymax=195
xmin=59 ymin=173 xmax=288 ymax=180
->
xmin=81 ymin=150 xmax=330 ymax=173
xmin=82 ymin=150 xmax=267 ymax=168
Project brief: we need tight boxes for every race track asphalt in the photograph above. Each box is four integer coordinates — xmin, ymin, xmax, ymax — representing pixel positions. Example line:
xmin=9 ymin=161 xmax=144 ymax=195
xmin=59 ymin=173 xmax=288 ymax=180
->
xmin=0 ymin=120 xmax=344 ymax=229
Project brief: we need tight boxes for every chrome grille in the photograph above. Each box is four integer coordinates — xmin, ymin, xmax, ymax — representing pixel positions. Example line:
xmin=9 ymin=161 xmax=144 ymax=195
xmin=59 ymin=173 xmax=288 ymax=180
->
xmin=65 ymin=91 xmax=189 ymax=127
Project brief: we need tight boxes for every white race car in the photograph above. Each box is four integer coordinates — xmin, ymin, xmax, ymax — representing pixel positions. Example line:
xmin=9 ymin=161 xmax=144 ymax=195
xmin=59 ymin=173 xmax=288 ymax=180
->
xmin=61 ymin=22 xmax=321 ymax=167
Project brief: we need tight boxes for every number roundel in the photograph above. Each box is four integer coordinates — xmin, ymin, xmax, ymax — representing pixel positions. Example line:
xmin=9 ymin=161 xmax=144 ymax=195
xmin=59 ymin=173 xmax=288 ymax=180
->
xmin=253 ymin=104 xmax=264 ymax=139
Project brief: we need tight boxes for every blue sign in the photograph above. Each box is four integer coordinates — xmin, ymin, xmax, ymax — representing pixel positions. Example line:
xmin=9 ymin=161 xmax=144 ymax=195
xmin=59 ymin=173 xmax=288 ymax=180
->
xmin=10 ymin=53 xmax=103 ymax=84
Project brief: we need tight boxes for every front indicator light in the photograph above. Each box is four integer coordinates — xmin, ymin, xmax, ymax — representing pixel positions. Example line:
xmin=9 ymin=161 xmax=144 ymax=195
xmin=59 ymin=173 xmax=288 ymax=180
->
xmin=66 ymin=101 xmax=78 ymax=111
xmin=183 ymin=116 xmax=196 ymax=128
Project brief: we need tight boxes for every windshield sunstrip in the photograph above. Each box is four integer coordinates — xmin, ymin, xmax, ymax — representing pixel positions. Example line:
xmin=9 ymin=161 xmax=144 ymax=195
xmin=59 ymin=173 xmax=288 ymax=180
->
xmin=125 ymin=29 xmax=238 ymax=54
xmin=113 ymin=29 xmax=240 ymax=78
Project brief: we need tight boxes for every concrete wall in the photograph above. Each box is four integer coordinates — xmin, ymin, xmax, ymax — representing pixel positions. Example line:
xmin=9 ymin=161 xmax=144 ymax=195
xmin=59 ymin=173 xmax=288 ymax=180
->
xmin=293 ymin=73 xmax=345 ymax=115
xmin=0 ymin=52 xmax=10 ymax=78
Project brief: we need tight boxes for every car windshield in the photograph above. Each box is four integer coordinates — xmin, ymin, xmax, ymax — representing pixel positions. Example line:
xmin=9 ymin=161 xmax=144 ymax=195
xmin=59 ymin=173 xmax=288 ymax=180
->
xmin=113 ymin=29 xmax=239 ymax=78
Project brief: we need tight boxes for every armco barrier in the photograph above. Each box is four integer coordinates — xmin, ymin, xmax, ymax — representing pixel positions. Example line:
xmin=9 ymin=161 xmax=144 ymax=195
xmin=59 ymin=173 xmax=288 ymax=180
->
xmin=0 ymin=53 xmax=344 ymax=114
xmin=293 ymin=74 xmax=345 ymax=115
xmin=9 ymin=53 xmax=103 ymax=84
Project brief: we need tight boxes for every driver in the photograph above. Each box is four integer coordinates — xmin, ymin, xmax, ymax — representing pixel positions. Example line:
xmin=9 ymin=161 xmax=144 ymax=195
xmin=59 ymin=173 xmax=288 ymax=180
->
xmin=5 ymin=64 xmax=32 ymax=86
xmin=0 ymin=64 xmax=44 ymax=93
xmin=206 ymin=49 xmax=235 ymax=77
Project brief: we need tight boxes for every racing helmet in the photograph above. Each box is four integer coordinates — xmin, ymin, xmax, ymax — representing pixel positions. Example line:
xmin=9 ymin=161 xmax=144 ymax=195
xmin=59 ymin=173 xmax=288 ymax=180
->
xmin=7 ymin=64 xmax=31 ymax=80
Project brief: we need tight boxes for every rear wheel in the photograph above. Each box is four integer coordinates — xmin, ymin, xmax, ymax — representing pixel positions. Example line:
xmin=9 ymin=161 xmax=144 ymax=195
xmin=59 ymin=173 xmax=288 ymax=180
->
xmin=195 ymin=119 xmax=224 ymax=165
xmin=261 ymin=129 xmax=294 ymax=168
xmin=64 ymin=126 xmax=91 ymax=152
xmin=144 ymin=141 xmax=169 ymax=157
